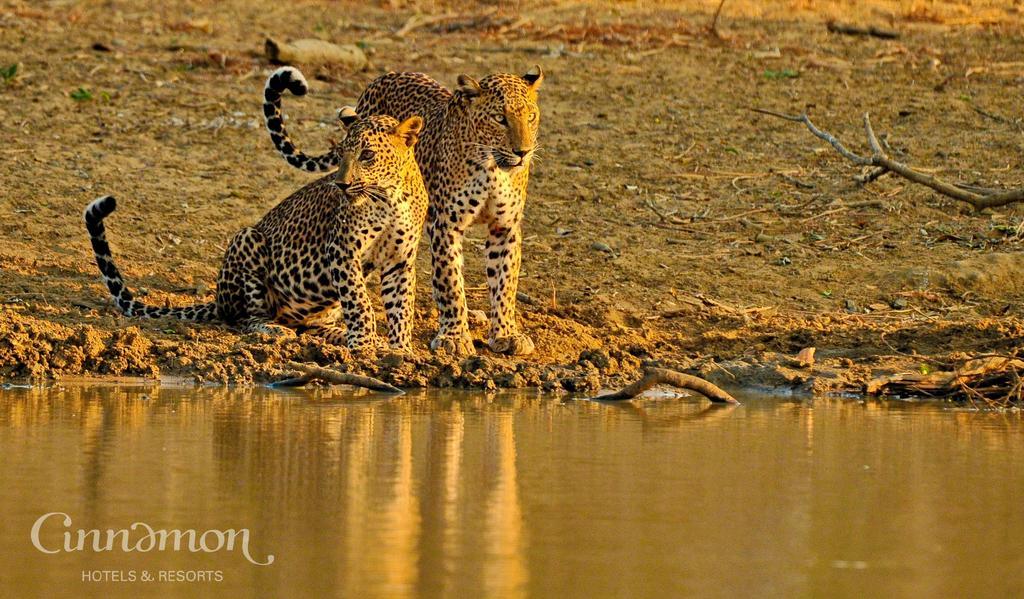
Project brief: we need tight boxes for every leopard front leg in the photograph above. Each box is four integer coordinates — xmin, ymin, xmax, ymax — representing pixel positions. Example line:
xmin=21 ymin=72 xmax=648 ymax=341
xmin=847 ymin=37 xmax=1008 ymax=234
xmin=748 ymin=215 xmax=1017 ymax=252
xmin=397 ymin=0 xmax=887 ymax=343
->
xmin=330 ymin=246 xmax=382 ymax=351
xmin=428 ymin=211 xmax=474 ymax=355
xmin=380 ymin=254 xmax=416 ymax=352
xmin=485 ymin=223 xmax=533 ymax=356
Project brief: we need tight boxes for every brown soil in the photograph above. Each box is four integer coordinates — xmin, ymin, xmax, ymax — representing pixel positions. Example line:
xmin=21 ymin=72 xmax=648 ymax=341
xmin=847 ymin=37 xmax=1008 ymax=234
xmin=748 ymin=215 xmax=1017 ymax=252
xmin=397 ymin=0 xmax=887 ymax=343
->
xmin=2 ymin=0 xmax=1023 ymax=395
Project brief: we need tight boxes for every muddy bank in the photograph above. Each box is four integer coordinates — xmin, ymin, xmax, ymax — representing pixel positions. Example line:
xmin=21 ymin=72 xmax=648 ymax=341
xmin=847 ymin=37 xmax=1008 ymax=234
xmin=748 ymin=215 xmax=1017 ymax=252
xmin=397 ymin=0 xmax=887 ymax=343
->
xmin=5 ymin=299 xmax=1022 ymax=402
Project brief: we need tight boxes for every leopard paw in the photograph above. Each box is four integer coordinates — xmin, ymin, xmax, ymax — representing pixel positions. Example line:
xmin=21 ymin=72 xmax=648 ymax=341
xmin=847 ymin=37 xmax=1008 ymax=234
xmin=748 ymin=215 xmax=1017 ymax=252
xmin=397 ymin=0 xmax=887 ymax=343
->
xmin=488 ymin=333 xmax=534 ymax=356
xmin=386 ymin=341 xmax=415 ymax=355
xmin=348 ymin=333 xmax=385 ymax=353
xmin=245 ymin=322 xmax=295 ymax=339
xmin=430 ymin=329 xmax=475 ymax=356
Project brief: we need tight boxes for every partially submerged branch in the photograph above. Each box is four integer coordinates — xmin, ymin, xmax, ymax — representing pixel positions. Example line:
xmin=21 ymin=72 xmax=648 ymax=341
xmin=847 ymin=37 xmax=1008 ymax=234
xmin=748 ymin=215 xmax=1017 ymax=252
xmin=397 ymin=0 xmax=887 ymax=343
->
xmin=270 ymin=361 xmax=404 ymax=394
xmin=592 ymin=367 xmax=739 ymax=404
xmin=752 ymin=108 xmax=1024 ymax=210
xmin=867 ymin=356 xmax=1024 ymax=409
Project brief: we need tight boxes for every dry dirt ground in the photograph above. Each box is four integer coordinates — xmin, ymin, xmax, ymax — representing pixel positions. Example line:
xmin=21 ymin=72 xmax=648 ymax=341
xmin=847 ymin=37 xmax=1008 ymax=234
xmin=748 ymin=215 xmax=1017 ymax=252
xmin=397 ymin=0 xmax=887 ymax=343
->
xmin=1 ymin=0 xmax=1023 ymax=396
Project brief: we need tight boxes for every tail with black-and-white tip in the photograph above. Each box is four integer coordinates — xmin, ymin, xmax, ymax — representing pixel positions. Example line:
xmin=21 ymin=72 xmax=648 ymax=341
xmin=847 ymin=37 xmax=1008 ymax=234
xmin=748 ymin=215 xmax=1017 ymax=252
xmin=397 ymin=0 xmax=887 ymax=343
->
xmin=83 ymin=195 xmax=218 ymax=322
xmin=263 ymin=67 xmax=339 ymax=173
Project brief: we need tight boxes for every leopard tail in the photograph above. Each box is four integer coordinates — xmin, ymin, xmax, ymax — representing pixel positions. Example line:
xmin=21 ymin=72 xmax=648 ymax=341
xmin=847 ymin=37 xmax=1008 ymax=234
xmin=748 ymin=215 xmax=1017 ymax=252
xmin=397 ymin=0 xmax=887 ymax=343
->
xmin=263 ymin=67 xmax=339 ymax=173
xmin=83 ymin=195 xmax=218 ymax=322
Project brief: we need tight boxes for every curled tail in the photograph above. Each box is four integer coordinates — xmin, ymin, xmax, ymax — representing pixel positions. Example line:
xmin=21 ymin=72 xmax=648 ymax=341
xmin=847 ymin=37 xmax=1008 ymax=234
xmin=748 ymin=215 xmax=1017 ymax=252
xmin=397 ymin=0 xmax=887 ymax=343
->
xmin=83 ymin=196 xmax=218 ymax=322
xmin=263 ymin=67 xmax=338 ymax=173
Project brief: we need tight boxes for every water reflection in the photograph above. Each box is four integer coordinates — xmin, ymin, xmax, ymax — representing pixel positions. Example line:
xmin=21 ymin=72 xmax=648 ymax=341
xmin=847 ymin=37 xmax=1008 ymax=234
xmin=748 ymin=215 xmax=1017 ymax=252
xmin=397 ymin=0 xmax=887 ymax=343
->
xmin=0 ymin=386 xmax=1022 ymax=598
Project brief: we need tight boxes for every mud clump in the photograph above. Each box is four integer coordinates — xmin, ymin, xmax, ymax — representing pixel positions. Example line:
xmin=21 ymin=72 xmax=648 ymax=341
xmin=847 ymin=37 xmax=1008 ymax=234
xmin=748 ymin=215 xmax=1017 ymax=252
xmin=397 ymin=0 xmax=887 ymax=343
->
xmin=0 ymin=313 xmax=157 ymax=378
xmin=0 ymin=307 xmax=650 ymax=392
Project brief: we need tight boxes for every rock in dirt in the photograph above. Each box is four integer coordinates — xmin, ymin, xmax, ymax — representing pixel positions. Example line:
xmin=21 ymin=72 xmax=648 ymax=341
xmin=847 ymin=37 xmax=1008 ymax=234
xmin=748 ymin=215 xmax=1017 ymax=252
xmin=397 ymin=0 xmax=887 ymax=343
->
xmin=795 ymin=347 xmax=815 ymax=368
xmin=265 ymin=38 xmax=367 ymax=69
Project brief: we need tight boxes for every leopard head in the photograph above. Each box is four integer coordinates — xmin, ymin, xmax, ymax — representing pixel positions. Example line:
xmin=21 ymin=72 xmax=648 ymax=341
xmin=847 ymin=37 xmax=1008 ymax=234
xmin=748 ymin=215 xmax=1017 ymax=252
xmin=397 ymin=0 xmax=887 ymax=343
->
xmin=455 ymin=65 xmax=543 ymax=170
xmin=332 ymin=107 xmax=423 ymax=205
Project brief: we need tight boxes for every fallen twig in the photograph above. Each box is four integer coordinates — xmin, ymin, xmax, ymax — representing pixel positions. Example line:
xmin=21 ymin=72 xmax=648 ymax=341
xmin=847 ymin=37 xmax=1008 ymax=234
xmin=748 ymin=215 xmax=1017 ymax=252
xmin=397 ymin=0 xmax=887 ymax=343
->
xmin=270 ymin=361 xmax=404 ymax=394
xmin=395 ymin=13 xmax=458 ymax=37
xmin=592 ymin=367 xmax=739 ymax=404
xmin=843 ymin=199 xmax=887 ymax=209
xmin=800 ymin=206 xmax=846 ymax=223
xmin=856 ymin=166 xmax=891 ymax=185
xmin=396 ymin=8 xmax=503 ymax=36
xmin=707 ymin=0 xmax=728 ymax=38
xmin=644 ymin=197 xmax=675 ymax=222
xmin=752 ymin=108 xmax=1024 ymax=210
xmin=779 ymin=172 xmax=815 ymax=189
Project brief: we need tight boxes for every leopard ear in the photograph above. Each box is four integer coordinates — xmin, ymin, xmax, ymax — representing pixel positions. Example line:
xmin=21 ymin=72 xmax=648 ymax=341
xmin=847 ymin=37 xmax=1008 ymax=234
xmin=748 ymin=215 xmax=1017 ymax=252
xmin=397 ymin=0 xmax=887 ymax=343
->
xmin=337 ymin=106 xmax=359 ymax=128
xmin=456 ymin=74 xmax=482 ymax=99
xmin=394 ymin=115 xmax=424 ymax=147
xmin=523 ymin=65 xmax=543 ymax=89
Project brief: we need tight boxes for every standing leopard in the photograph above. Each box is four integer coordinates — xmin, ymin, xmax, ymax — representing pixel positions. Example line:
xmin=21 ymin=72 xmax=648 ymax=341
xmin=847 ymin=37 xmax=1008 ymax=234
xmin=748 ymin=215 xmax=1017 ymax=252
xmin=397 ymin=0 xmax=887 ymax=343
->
xmin=84 ymin=107 xmax=427 ymax=351
xmin=262 ymin=65 xmax=543 ymax=356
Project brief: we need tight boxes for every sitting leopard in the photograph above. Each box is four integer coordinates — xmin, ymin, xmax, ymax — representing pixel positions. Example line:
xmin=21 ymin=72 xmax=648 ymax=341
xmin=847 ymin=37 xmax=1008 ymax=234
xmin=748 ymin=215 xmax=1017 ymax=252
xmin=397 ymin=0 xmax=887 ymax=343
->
xmin=262 ymin=65 xmax=543 ymax=356
xmin=84 ymin=107 xmax=427 ymax=351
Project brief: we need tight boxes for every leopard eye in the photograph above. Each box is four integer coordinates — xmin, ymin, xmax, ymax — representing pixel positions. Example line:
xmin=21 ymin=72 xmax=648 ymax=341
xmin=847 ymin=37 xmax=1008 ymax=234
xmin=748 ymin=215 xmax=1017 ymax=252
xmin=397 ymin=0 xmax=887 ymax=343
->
xmin=493 ymin=114 xmax=508 ymax=127
xmin=527 ymin=111 xmax=538 ymax=123
xmin=360 ymin=149 xmax=375 ymax=162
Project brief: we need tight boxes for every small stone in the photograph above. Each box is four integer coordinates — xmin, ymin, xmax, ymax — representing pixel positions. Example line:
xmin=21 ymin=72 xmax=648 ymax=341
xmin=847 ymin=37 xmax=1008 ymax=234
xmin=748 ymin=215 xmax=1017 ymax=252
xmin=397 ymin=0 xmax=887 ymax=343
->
xmin=890 ymin=297 xmax=908 ymax=309
xmin=795 ymin=347 xmax=816 ymax=367
xmin=844 ymin=299 xmax=858 ymax=313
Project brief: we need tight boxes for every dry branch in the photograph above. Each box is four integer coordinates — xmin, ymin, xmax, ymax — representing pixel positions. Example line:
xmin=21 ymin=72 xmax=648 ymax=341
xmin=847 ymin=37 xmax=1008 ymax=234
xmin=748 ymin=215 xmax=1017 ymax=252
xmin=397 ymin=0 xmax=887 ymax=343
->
xmin=592 ymin=367 xmax=739 ymax=404
xmin=752 ymin=109 xmax=1024 ymax=210
xmin=867 ymin=356 xmax=1024 ymax=409
xmin=395 ymin=8 xmax=504 ymax=37
xmin=707 ymin=0 xmax=728 ymax=38
xmin=395 ymin=13 xmax=458 ymax=37
xmin=270 ymin=361 xmax=404 ymax=394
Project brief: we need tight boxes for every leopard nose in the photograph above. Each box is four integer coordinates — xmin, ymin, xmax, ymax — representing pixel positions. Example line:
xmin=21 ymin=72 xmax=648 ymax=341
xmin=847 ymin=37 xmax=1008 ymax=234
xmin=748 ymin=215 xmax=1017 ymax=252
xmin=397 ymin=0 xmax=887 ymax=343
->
xmin=337 ymin=181 xmax=351 ymax=191
xmin=513 ymin=149 xmax=529 ymax=158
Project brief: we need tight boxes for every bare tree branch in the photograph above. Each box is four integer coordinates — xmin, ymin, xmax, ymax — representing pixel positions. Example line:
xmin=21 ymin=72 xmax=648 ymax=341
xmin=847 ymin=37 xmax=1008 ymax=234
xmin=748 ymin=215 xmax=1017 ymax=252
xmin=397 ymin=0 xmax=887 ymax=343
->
xmin=270 ymin=361 xmax=404 ymax=394
xmin=591 ymin=367 xmax=739 ymax=404
xmin=753 ymin=109 xmax=1024 ymax=210
xmin=750 ymin=108 xmax=871 ymax=165
xmin=856 ymin=166 xmax=890 ymax=185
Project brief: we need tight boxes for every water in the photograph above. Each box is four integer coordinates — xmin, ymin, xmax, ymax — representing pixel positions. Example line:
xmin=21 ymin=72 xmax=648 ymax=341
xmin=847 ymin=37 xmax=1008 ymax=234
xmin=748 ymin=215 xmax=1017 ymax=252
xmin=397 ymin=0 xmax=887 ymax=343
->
xmin=0 ymin=385 xmax=1022 ymax=598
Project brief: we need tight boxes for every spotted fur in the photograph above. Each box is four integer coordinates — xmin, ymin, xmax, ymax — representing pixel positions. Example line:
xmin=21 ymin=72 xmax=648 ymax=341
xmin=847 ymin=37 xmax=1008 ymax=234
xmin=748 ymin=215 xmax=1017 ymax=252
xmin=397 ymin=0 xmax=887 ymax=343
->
xmin=84 ymin=112 xmax=428 ymax=351
xmin=263 ymin=66 xmax=544 ymax=356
